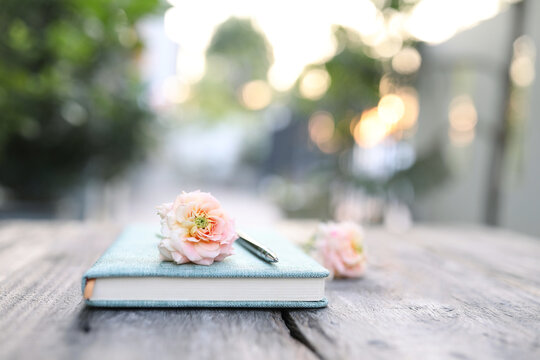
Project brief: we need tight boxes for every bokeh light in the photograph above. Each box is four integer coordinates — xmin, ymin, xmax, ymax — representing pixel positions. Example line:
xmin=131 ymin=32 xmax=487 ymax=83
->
xmin=406 ymin=0 xmax=501 ymax=45
xmin=176 ymin=50 xmax=206 ymax=85
xmin=510 ymin=57 xmax=535 ymax=87
xmin=379 ymin=74 xmax=396 ymax=95
xmin=392 ymin=47 xmax=422 ymax=74
xmin=373 ymin=35 xmax=403 ymax=59
xmin=378 ymin=94 xmax=405 ymax=126
xmin=449 ymin=95 xmax=477 ymax=131
xmin=510 ymin=36 xmax=536 ymax=87
xmin=163 ymin=0 xmax=512 ymax=91
xmin=395 ymin=87 xmax=419 ymax=131
xmin=162 ymin=76 xmax=191 ymax=104
xmin=448 ymin=94 xmax=477 ymax=146
xmin=299 ymin=68 xmax=331 ymax=100
xmin=354 ymin=108 xmax=389 ymax=148
xmin=309 ymin=111 xmax=336 ymax=153
xmin=240 ymin=80 xmax=273 ymax=110
xmin=61 ymin=101 xmax=87 ymax=127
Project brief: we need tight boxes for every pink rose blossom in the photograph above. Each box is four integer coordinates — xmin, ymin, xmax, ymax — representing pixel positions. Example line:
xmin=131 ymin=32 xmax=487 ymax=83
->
xmin=156 ymin=190 xmax=237 ymax=265
xmin=312 ymin=222 xmax=366 ymax=278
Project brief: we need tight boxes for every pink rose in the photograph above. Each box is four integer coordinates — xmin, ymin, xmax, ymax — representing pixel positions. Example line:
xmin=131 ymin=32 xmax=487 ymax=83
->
xmin=312 ymin=222 xmax=366 ymax=278
xmin=156 ymin=190 xmax=237 ymax=265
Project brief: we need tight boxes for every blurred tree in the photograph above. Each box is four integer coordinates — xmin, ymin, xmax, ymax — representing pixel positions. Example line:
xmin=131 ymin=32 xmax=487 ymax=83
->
xmin=0 ymin=0 xmax=159 ymax=201
xmin=292 ymin=27 xmax=382 ymax=150
xmin=276 ymin=26 xmax=448 ymax=219
xmin=208 ymin=17 xmax=273 ymax=83
xmin=187 ymin=17 xmax=274 ymax=117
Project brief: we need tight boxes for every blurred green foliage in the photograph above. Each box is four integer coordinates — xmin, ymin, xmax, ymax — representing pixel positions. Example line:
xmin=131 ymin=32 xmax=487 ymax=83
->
xmin=0 ymin=0 xmax=159 ymax=200
xmin=187 ymin=18 xmax=274 ymax=118
xmin=292 ymin=27 xmax=382 ymax=150
xmin=281 ymin=27 xmax=448 ymax=217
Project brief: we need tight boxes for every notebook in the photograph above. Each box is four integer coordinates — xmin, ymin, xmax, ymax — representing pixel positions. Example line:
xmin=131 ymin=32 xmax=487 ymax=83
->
xmin=82 ymin=224 xmax=329 ymax=308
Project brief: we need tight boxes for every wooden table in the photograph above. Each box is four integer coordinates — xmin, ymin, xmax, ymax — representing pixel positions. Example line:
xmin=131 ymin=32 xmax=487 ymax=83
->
xmin=1 ymin=221 xmax=539 ymax=359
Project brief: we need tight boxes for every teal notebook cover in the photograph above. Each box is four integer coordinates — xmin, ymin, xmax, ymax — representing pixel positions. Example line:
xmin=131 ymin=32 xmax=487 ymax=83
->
xmin=82 ymin=224 xmax=329 ymax=308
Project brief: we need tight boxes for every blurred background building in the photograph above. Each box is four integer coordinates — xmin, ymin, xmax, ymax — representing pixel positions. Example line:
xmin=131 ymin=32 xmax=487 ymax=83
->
xmin=1 ymin=0 xmax=539 ymax=237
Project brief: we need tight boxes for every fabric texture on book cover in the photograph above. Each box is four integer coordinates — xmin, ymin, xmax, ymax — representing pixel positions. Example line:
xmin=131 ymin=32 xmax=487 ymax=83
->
xmin=82 ymin=224 xmax=329 ymax=308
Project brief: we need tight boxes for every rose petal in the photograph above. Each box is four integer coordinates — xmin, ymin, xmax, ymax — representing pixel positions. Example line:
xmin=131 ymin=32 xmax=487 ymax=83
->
xmin=180 ymin=241 xmax=203 ymax=262
xmin=171 ymin=251 xmax=189 ymax=264
xmin=194 ymin=257 xmax=214 ymax=266
xmin=158 ymin=242 xmax=173 ymax=261
xmin=194 ymin=242 xmax=221 ymax=258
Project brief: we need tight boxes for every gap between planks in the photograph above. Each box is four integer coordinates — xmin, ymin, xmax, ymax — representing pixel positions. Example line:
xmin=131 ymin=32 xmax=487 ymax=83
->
xmin=281 ymin=311 xmax=325 ymax=360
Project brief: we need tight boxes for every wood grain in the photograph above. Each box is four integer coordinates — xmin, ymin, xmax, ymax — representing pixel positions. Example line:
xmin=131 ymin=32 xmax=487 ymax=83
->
xmin=0 ymin=221 xmax=315 ymax=360
xmin=0 ymin=221 xmax=539 ymax=359
xmin=288 ymin=226 xmax=540 ymax=360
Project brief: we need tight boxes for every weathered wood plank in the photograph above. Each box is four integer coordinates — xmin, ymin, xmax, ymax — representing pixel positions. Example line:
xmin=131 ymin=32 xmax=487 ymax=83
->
xmin=0 ymin=222 xmax=316 ymax=360
xmin=2 ymin=222 xmax=540 ymax=360
xmin=289 ymin=226 xmax=540 ymax=360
